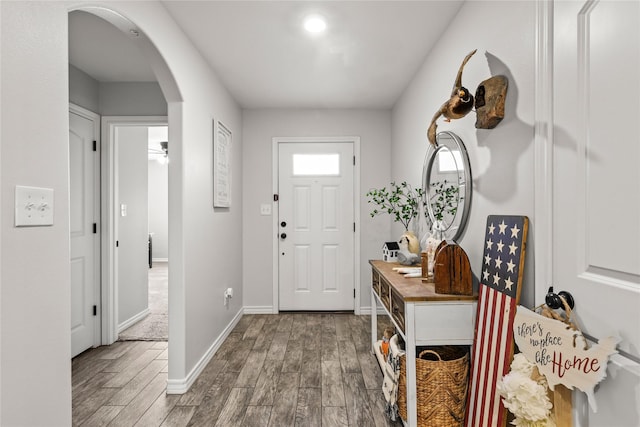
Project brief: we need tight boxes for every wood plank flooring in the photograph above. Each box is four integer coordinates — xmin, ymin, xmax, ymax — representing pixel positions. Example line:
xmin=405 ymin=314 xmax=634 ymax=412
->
xmin=72 ymin=313 xmax=401 ymax=426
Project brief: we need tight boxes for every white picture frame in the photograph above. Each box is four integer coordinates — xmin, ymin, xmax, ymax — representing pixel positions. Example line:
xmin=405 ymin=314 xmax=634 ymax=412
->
xmin=213 ymin=120 xmax=231 ymax=207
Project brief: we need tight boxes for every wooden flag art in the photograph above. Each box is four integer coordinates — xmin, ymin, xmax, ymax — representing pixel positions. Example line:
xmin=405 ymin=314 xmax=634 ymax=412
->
xmin=465 ymin=215 xmax=529 ymax=427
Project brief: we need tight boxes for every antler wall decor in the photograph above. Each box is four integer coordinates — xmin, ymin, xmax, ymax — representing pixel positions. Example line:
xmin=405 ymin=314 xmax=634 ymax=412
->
xmin=427 ymin=49 xmax=508 ymax=146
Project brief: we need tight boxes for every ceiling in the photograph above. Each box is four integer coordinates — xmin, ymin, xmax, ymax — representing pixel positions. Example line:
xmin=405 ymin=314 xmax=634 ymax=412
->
xmin=69 ymin=1 xmax=464 ymax=109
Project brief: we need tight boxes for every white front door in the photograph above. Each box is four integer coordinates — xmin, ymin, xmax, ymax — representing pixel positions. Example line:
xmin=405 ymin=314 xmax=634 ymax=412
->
xmin=552 ymin=1 xmax=639 ymax=423
xmin=69 ymin=105 xmax=100 ymax=357
xmin=278 ymin=141 xmax=355 ymax=311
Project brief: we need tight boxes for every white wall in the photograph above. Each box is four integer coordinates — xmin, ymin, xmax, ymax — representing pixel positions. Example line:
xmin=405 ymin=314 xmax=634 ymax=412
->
xmin=117 ymin=126 xmax=149 ymax=326
xmin=69 ymin=64 xmax=100 ymax=113
xmin=391 ymin=0 xmax=536 ymax=307
xmin=1 ymin=1 xmax=242 ymax=423
xmin=1 ymin=2 xmax=73 ymax=424
xmin=99 ymin=82 xmax=167 ymax=116
xmin=69 ymin=64 xmax=167 ymax=116
xmin=242 ymin=109 xmax=391 ymax=312
xmin=148 ymin=159 xmax=168 ymax=260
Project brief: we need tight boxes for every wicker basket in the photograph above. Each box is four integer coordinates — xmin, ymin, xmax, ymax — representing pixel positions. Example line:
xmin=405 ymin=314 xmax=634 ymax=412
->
xmin=398 ymin=346 xmax=469 ymax=427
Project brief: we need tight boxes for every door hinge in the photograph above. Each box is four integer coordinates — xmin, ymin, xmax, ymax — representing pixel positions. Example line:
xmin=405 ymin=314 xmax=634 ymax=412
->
xmin=273 ymin=194 xmax=279 ymax=202
xmin=353 ymin=155 xmax=356 ymax=165
xmin=93 ymin=305 xmax=97 ymax=316
xmin=116 ymin=240 xmax=119 ymax=247
xmin=353 ymin=289 xmax=356 ymax=298
xmin=93 ymin=140 xmax=97 ymax=152
xmin=93 ymin=223 xmax=97 ymax=234
xmin=353 ymin=222 xmax=356 ymax=232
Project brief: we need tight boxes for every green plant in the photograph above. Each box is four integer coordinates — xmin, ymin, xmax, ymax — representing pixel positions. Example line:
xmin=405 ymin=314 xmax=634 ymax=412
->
xmin=427 ymin=179 xmax=460 ymax=221
xmin=366 ymin=181 xmax=423 ymax=231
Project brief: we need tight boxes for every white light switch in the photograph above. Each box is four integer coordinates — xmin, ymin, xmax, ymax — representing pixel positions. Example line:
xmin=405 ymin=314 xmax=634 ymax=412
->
xmin=15 ymin=185 xmax=54 ymax=226
xmin=260 ymin=204 xmax=272 ymax=216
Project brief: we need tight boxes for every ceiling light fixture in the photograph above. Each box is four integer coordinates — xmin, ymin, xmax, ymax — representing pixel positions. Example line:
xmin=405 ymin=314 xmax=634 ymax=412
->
xmin=304 ymin=15 xmax=327 ymax=34
xmin=149 ymin=141 xmax=169 ymax=165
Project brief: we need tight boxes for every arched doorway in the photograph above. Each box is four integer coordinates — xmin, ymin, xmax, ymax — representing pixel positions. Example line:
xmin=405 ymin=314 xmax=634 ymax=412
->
xmin=68 ymin=4 xmax=185 ymax=391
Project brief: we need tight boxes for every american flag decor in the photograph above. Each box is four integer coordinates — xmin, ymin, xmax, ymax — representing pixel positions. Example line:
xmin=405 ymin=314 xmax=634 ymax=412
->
xmin=465 ymin=215 xmax=529 ymax=427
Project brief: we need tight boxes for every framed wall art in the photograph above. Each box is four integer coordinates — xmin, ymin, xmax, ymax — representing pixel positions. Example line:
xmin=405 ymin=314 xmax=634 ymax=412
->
xmin=213 ymin=120 xmax=231 ymax=207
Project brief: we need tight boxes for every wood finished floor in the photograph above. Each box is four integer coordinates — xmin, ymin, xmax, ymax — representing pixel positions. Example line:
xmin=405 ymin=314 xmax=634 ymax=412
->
xmin=72 ymin=313 xmax=402 ymax=426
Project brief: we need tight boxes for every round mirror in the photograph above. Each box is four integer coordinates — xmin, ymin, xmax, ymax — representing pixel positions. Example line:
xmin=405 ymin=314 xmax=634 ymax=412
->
xmin=422 ymin=131 xmax=472 ymax=241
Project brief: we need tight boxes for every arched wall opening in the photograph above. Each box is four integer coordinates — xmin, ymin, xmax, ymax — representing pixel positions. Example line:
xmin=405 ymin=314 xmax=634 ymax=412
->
xmin=69 ymin=4 xmax=187 ymax=385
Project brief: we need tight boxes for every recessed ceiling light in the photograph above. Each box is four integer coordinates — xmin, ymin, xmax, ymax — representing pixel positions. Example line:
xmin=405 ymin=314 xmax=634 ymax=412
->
xmin=304 ymin=15 xmax=327 ymax=34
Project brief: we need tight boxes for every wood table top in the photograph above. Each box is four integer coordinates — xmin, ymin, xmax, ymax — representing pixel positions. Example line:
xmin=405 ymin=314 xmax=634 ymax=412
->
xmin=370 ymin=260 xmax=478 ymax=302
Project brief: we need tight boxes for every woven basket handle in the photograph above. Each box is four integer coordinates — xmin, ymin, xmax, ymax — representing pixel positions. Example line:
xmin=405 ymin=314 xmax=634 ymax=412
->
xmin=418 ymin=349 xmax=442 ymax=361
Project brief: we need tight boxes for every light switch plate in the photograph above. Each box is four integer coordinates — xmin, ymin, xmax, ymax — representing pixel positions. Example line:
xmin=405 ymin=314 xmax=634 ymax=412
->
xmin=15 ymin=185 xmax=54 ymax=226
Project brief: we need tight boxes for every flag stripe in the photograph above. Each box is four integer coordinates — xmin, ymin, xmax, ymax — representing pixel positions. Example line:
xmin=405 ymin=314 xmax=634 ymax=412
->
xmin=477 ymin=288 xmax=496 ymax=421
xmin=487 ymin=291 xmax=508 ymax=426
xmin=473 ymin=284 xmax=492 ymax=424
xmin=465 ymin=284 xmax=487 ymax=426
xmin=479 ymin=288 xmax=501 ymax=426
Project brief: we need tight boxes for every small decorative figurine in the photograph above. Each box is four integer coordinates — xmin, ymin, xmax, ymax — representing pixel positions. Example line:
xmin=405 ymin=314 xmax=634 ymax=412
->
xmin=397 ymin=234 xmax=421 ymax=265
xmin=380 ymin=327 xmax=394 ymax=358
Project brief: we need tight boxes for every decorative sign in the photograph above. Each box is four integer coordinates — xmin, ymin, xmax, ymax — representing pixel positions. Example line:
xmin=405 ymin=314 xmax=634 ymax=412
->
xmin=466 ymin=215 xmax=529 ymax=427
xmin=213 ymin=120 xmax=232 ymax=207
xmin=514 ymin=306 xmax=620 ymax=412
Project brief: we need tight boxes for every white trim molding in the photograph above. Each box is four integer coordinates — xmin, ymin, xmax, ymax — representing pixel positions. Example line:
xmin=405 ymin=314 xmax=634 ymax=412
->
xmin=534 ymin=0 xmax=554 ymax=306
xmin=166 ymin=307 xmax=244 ymax=394
xmin=101 ymin=116 xmax=168 ymax=345
xmin=243 ymin=306 xmax=274 ymax=314
xmin=358 ymin=306 xmax=388 ymax=316
xmin=117 ymin=308 xmax=150 ymax=333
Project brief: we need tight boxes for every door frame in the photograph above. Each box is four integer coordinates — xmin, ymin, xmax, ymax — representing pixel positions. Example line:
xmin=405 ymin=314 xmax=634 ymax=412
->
xmin=271 ymin=136 xmax=361 ymax=314
xmin=534 ymin=0 xmax=554 ymax=307
xmin=101 ymin=115 xmax=168 ymax=344
xmin=69 ymin=103 xmax=102 ymax=350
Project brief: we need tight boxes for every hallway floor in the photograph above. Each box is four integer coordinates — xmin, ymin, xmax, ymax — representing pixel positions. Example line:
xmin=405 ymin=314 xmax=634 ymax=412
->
xmin=72 ymin=313 xmax=401 ymax=426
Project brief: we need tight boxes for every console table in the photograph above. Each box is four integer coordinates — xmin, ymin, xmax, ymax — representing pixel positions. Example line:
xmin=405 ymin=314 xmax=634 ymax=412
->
xmin=369 ymin=260 xmax=478 ymax=426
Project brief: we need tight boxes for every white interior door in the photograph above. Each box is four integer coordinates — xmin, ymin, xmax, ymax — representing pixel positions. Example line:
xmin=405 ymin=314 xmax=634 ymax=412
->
xmin=69 ymin=106 xmax=100 ymax=357
xmin=278 ymin=141 xmax=355 ymax=311
xmin=552 ymin=1 xmax=640 ymax=424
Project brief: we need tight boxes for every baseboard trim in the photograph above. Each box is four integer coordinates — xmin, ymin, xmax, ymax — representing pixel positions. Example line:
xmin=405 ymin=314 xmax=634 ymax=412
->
xmin=118 ymin=308 xmax=150 ymax=332
xmin=243 ymin=306 xmax=274 ymax=314
xmin=152 ymin=258 xmax=168 ymax=263
xmin=166 ymin=307 xmax=244 ymax=394
xmin=359 ymin=306 xmax=372 ymax=315
xmin=359 ymin=306 xmax=387 ymax=315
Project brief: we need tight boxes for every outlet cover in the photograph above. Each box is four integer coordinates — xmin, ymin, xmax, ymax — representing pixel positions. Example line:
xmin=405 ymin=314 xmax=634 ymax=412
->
xmin=260 ymin=204 xmax=272 ymax=216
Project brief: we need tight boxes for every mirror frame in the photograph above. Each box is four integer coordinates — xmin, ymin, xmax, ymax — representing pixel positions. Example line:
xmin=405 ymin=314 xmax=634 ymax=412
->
xmin=422 ymin=131 xmax=473 ymax=242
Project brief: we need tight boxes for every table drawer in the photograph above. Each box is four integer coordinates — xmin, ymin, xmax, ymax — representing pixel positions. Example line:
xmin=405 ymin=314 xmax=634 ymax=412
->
xmin=372 ymin=270 xmax=381 ymax=296
xmin=390 ymin=288 xmax=405 ymax=334
xmin=379 ymin=277 xmax=391 ymax=311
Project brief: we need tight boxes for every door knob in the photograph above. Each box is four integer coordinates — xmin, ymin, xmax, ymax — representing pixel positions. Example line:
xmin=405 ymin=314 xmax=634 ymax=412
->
xmin=281 ymin=221 xmax=287 ymax=227
xmin=280 ymin=233 xmax=287 ymax=239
